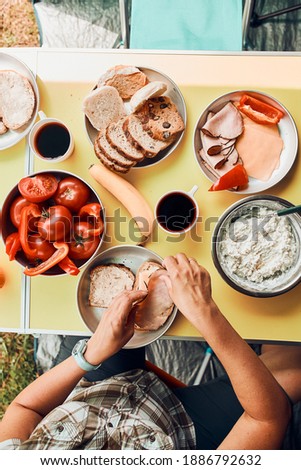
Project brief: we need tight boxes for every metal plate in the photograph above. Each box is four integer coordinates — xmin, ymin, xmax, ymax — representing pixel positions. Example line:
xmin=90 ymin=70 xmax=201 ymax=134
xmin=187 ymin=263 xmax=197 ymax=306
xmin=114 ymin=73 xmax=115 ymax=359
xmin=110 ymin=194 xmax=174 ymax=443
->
xmin=1 ymin=170 xmax=106 ymax=276
xmin=84 ymin=66 xmax=186 ymax=168
xmin=193 ymin=90 xmax=298 ymax=194
xmin=0 ymin=52 xmax=40 ymax=150
xmin=77 ymin=245 xmax=178 ymax=348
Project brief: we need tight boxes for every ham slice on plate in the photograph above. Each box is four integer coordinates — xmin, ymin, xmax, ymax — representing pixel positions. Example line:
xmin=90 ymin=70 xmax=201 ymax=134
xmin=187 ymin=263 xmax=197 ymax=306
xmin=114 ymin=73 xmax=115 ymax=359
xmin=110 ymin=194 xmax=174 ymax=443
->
xmin=235 ymin=114 xmax=283 ymax=181
xmin=134 ymin=269 xmax=174 ymax=331
xmin=202 ymin=102 xmax=244 ymax=139
xmin=199 ymin=147 xmax=240 ymax=179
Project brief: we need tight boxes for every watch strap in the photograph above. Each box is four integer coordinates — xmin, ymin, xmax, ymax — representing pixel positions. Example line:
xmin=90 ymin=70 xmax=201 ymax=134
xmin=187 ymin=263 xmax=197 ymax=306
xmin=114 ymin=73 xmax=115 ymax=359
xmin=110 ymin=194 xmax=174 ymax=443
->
xmin=72 ymin=339 xmax=102 ymax=372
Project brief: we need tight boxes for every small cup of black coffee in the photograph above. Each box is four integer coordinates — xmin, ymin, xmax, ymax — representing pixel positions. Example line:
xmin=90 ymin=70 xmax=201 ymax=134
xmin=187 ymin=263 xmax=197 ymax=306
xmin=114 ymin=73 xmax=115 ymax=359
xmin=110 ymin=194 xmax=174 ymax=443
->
xmin=29 ymin=111 xmax=74 ymax=162
xmin=155 ymin=185 xmax=199 ymax=234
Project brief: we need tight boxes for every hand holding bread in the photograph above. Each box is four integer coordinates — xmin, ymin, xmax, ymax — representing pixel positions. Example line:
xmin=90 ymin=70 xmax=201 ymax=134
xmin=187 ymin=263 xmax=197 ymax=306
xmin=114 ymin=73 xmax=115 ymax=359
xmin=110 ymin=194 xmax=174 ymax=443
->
xmin=85 ymin=289 xmax=148 ymax=364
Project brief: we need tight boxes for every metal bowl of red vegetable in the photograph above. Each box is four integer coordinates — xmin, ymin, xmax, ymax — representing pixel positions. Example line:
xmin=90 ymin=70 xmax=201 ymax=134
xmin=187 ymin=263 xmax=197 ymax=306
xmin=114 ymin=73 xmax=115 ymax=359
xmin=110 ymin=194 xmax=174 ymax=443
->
xmin=193 ymin=90 xmax=298 ymax=194
xmin=1 ymin=170 xmax=106 ymax=276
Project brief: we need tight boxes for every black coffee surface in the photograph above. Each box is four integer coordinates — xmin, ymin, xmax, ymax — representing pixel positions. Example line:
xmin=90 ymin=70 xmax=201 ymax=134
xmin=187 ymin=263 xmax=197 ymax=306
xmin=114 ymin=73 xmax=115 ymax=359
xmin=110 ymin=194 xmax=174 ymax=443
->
xmin=156 ymin=192 xmax=196 ymax=232
xmin=35 ymin=123 xmax=70 ymax=159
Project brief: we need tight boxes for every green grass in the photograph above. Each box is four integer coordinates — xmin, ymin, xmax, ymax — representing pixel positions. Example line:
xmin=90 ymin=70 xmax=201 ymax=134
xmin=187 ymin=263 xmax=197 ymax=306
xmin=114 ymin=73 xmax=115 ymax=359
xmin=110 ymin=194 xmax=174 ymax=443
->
xmin=0 ymin=334 xmax=37 ymax=419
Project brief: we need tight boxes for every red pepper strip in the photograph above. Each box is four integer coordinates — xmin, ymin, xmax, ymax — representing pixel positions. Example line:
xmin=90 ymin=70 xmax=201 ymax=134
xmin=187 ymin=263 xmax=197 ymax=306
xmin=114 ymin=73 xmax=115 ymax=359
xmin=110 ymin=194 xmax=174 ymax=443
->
xmin=23 ymin=242 xmax=69 ymax=276
xmin=78 ymin=203 xmax=104 ymax=236
xmin=5 ymin=232 xmax=22 ymax=261
xmin=209 ymin=164 xmax=249 ymax=191
xmin=238 ymin=94 xmax=284 ymax=125
xmin=19 ymin=204 xmax=41 ymax=258
xmin=59 ymin=256 xmax=80 ymax=276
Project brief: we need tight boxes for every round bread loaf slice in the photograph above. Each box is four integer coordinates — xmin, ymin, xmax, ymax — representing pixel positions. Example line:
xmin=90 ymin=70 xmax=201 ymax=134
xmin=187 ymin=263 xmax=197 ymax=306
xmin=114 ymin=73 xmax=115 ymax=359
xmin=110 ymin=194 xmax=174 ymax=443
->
xmin=95 ymin=127 xmax=136 ymax=170
xmin=89 ymin=264 xmax=135 ymax=308
xmin=123 ymin=115 xmax=173 ymax=157
xmin=134 ymin=96 xmax=185 ymax=141
xmin=0 ymin=70 xmax=35 ymax=130
xmin=129 ymin=81 xmax=167 ymax=113
xmin=106 ymin=118 xmax=145 ymax=162
xmin=83 ymin=85 xmax=126 ymax=131
xmin=97 ymin=65 xmax=148 ymax=100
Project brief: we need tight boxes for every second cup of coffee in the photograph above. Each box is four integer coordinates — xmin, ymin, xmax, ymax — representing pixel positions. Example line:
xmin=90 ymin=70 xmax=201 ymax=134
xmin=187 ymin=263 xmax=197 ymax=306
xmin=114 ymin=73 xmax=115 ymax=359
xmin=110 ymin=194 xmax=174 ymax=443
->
xmin=29 ymin=111 xmax=74 ymax=162
xmin=155 ymin=185 xmax=199 ymax=234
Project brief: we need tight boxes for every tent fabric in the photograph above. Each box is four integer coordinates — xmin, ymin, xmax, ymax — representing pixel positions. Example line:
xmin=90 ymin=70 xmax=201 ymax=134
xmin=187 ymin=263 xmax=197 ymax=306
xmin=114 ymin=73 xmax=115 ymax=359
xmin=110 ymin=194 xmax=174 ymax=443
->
xmin=130 ymin=0 xmax=243 ymax=51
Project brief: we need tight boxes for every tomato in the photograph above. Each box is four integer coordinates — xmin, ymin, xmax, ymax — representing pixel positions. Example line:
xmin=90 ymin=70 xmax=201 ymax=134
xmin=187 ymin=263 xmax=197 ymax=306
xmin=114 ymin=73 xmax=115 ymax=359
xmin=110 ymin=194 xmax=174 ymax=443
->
xmin=26 ymin=234 xmax=56 ymax=263
xmin=209 ymin=164 xmax=249 ymax=191
xmin=24 ymin=242 xmax=69 ymax=276
xmin=38 ymin=205 xmax=72 ymax=242
xmin=78 ymin=202 xmax=104 ymax=236
xmin=237 ymin=94 xmax=284 ymax=125
xmin=68 ymin=221 xmax=99 ymax=260
xmin=18 ymin=173 xmax=58 ymax=203
xmin=10 ymin=196 xmax=40 ymax=231
xmin=54 ymin=176 xmax=90 ymax=212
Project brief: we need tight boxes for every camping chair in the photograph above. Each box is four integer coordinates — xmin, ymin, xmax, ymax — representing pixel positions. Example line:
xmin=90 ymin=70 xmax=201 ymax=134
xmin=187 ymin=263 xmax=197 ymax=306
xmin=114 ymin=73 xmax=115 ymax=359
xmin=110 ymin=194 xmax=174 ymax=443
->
xmin=119 ymin=0 xmax=246 ymax=50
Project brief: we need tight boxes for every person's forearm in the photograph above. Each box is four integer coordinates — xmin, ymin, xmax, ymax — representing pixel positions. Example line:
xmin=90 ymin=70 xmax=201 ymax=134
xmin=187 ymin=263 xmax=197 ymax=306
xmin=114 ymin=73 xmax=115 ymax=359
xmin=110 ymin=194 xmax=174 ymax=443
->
xmin=196 ymin=302 xmax=290 ymax=422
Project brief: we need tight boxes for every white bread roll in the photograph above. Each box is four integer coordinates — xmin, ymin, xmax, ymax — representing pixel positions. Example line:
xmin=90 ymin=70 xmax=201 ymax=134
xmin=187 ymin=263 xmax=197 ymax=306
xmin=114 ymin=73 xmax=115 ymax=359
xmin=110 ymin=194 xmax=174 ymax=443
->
xmin=129 ymin=81 xmax=167 ymax=113
xmin=83 ymin=85 xmax=126 ymax=131
xmin=0 ymin=70 xmax=35 ymax=130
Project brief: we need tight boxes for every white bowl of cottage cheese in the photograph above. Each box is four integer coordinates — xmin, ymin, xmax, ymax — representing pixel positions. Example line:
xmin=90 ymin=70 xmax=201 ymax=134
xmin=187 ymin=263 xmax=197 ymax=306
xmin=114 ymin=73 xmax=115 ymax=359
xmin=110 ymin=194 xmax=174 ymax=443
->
xmin=212 ymin=196 xmax=301 ymax=297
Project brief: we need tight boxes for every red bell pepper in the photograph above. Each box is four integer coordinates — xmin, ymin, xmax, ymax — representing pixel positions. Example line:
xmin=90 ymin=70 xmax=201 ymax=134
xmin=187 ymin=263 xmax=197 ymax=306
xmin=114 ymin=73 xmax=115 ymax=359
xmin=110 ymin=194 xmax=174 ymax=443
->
xmin=19 ymin=204 xmax=41 ymax=258
xmin=209 ymin=164 xmax=249 ymax=191
xmin=237 ymin=94 xmax=284 ymax=125
xmin=5 ymin=232 xmax=22 ymax=261
xmin=78 ymin=203 xmax=104 ymax=236
xmin=23 ymin=242 xmax=69 ymax=276
xmin=59 ymin=256 xmax=80 ymax=276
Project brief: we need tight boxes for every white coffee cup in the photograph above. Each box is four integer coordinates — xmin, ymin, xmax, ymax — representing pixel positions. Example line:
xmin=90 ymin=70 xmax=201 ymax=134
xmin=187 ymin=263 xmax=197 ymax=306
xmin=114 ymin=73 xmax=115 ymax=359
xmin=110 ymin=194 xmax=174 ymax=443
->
xmin=155 ymin=185 xmax=199 ymax=234
xmin=29 ymin=111 xmax=74 ymax=162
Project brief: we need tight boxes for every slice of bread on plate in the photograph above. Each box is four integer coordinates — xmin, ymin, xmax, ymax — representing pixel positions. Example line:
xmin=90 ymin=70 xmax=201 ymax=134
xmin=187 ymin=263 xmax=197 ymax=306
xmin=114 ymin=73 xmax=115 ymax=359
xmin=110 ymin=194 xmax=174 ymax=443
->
xmin=106 ymin=118 xmax=145 ymax=162
xmin=89 ymin=264 xmax=135 ymax=308
xmin=94 ymin=128 xmax=136 ymax=173
xmin=98 ymin=65 xmax=148 ymax=100
xmin=0 ymin=70 xmax=35 ymax=130
xmin=83 ymin=85 xmax=126 ymax=131
xmin=123 ymin=115 xmax=172 ymax=157
xmin=94 ymin=139 xmax=129 ymax=174
xmin=134 ymin=96 xmax=185 ymax=141
xmin=130 ymin=81 xmax=167 ymax=113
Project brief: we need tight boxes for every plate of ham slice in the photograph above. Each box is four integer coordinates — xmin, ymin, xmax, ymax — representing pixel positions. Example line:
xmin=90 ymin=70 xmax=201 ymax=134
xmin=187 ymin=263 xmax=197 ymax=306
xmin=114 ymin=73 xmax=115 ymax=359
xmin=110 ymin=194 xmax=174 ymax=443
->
xmin=194 ymin=90 xmax=298 ymax=194
xmin=77 ymin=245 xmax=178 ymax=349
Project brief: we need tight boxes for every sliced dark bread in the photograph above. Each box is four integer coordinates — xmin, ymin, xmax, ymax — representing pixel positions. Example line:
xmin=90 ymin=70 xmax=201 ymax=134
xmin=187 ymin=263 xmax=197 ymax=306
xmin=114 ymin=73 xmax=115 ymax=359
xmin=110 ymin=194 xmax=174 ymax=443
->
xmin=95 ymin=128 xmax=136 ymax=170
xmin=106 ymin=118 xmax=145 ymax=162
xmin=123 ymin=115 xmax=172 ymax=158
xmin=134 ymin=96 xmax=185 ymax=141
xmin=94 ymin=134 xmax=130 ymax=173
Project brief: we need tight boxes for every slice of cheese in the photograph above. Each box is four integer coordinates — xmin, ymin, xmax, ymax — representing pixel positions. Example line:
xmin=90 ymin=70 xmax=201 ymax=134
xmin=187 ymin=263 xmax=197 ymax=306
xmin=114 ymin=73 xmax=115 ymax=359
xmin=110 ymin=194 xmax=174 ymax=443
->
xmin=235 ymin=114 xmax=283 ymax=182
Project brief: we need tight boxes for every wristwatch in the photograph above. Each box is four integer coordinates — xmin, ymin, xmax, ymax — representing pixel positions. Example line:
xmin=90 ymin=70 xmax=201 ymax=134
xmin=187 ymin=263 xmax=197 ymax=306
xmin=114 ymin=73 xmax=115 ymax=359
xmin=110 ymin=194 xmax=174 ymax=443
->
xmin=72 ymin=339 xmax=102 ymax=372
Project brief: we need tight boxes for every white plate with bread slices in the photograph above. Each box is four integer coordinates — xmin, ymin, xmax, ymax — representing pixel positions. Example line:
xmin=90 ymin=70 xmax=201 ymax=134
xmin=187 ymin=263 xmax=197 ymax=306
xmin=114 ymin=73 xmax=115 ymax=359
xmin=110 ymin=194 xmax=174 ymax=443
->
xmin=194 ymin=90 xmax=298 ymax=194
xmin=77 ymin=245 xmax=178 ymax=348
xmin=0 ymin=52 xmax=39 ymax=150
xmin=83 ymin=65 xmax=186 ymax=172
